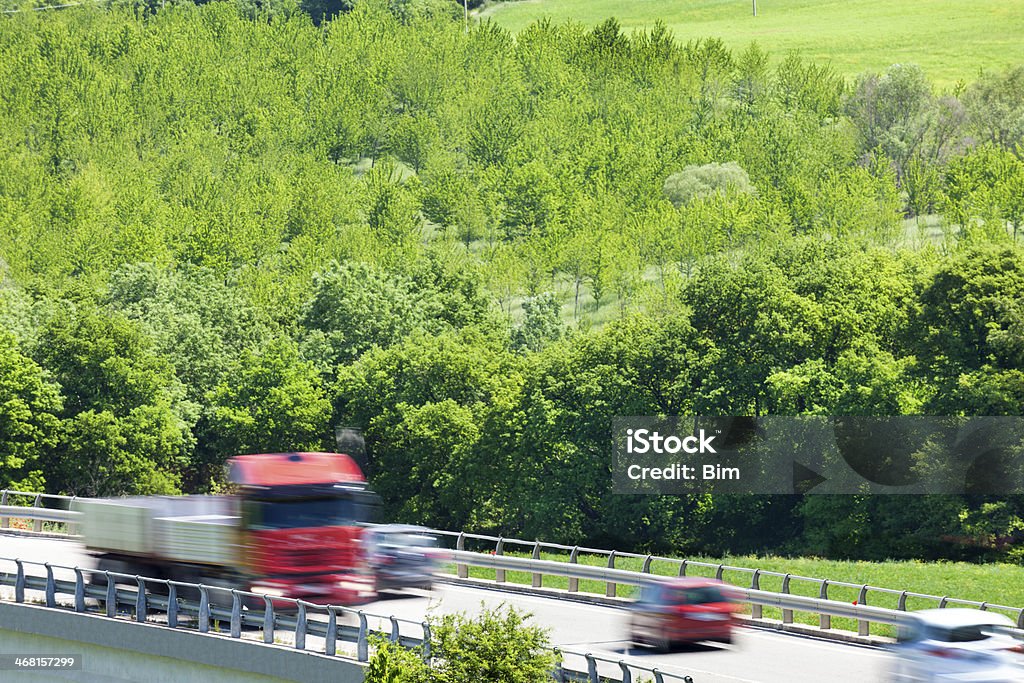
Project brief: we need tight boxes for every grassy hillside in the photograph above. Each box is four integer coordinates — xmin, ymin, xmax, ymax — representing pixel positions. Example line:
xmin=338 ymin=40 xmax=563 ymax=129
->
xmin=480 ymin=0 xmax=1024 ymax=86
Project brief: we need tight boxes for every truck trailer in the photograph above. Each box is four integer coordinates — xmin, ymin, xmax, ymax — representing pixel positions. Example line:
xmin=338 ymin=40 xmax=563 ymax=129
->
xmin=74 ymin=452 xmax=380 ymax=605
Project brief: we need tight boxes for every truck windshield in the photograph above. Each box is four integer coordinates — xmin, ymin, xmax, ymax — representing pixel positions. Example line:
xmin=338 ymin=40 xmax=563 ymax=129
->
xmin=248 ymin=497 xmax=358 ymax=529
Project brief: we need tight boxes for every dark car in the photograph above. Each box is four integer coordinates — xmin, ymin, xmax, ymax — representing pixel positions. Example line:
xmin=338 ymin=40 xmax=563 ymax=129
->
xmin=629 ymin=578 xmax=738 ymax=650
xmin=364 ymin=524 xmax=439 ymax=592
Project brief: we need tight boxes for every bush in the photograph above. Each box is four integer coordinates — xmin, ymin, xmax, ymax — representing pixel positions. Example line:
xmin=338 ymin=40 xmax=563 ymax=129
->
xmin=365 ymin=604 xmax=557 ymax=683
xmin=663 ymin=162 xmax=755 ymax=207
xmin=365 ymin=638 xmax=430 ymax=683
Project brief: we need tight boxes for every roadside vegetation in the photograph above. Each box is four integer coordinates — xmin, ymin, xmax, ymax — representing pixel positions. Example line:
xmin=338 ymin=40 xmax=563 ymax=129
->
xmin=1 ymin=0 xmax=1024 ymax=565
xmin=365 ymin=604 xmax=556 ymax=683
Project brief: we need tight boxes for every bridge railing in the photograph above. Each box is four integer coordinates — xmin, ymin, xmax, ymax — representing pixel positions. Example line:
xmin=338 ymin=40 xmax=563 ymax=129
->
xmin=0 ymin=556 xmax=428 ymax=663
xmin=435 ymin=530 xmax=1024 ymax=634
xmin=4 ymin=491 xmax=1022 ymax=638
xmin=0 ymin=554 xmax=700 ymax=683
xmin=554 ymin=648 xmax=694 ymax=683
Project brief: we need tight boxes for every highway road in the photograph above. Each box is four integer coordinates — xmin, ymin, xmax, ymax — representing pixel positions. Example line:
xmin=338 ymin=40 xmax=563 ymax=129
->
xmin=0 ymin=533 xmax=893 ymax=683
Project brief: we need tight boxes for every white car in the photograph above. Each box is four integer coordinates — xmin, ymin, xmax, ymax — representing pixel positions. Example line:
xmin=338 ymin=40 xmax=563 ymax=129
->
xmin=887 ymin=608 xmax=1024 ymax=682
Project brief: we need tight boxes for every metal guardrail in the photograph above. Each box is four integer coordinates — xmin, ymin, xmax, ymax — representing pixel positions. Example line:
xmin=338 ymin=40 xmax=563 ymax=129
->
xmin=437 ymin=530 xmax=1024 ymax=634
xmin=0 ymin=555 xmax=698 ymax=683
xmin=0 ymin=505 xmax=80 ymax=524
xmin=0 ymin=556 xmax=428 ymax=662
xmin=0 ymin=489 xmax=81 ymax=533
xmin=444 ymin=550 xmax=917 ymax=627
xmin=554 ymin=648 xmax=694 ymax=683
xmin=4 ymin=489 xmax=1022 ymax=638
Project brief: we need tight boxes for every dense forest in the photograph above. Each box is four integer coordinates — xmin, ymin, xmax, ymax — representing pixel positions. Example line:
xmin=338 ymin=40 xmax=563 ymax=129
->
xmin=1 ymin=0 xmax=1024 ymax=561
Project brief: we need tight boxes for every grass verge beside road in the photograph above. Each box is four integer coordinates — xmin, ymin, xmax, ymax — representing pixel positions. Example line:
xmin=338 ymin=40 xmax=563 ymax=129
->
xmin=442 ymin=551 xmax=1024 ymax=637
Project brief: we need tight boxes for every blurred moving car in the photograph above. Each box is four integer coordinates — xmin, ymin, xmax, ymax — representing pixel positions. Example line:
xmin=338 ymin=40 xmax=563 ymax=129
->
xmin=887 ymin=608 xmax=1024 ymax=682
xmin=629 ymin=578 xmax=738 ymax=650
xmin=364 ymin=524 xmax=439 ymax=592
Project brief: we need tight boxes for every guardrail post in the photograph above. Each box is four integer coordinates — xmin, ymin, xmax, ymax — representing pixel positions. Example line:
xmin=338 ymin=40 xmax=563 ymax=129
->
xmin=263 ymin=596 xmax=275 ymax=644
xmin=167 ymin=582 xmax=178 ymax=628
xmin=135 ymin=577 xmax=147 ymax=622
xmin=33 ymin=493 xmax=42 ymax=533
xmin=532 ymin=541 xmax=543 ymax=588
xmin=1017 ymin=609 xmax=1024 ymax=630
xmin=44 ymin=563 xmax=55 ymax=607
xmin=642 ymin=555 xmax=653 ymax=574
xmin=653 ymin=669 xmax=665 ymax=683
xmin=897 ymin=591 xmax=907 ymax=611
xmin=1 ymin=490 xmax=8 ymax=528
xmin=782 ymin=574 xmax=793 ymax=624
xmin=74 ymin=567 xmax=85 ymax=612
xmin=295 ymin=601 xmax=307 ymax=650
xmin=105 ymin=572 xmax=115 ymax=617
xmin=750 ymin=570 xmax=762 ymax=620
xmin=15 ymin=559 xmax=24 ymax=602
xmin=568 ymin=547 xmax=579 ymax=593
xmin=552 ymin=647 xmax=564 ymax=683
xmin=716 ymin=563 xmax=725 ymax=581
xmin=586 ymin=653 xmax=599 ymax=683
xmin=325 ymin=607 xmax=338 ymax=656
xmin=939 ymin=596 xmax=948 ymax=608
xmin=456 ymin=533 xmax=468 ymax=579
xmin=618 ymin=661 xmax=632 ymax=683
xmin=421 ymin=621 xmax=431 ymax=661
xmin=390 ymin=615 xmax=400 ymax=643
xmin=857 ymin=585 xmax=869 ymax=636
xmin=68 ymin=496 xmax=79 ymax=535
xmin=230 ymin=591 xmax=241 ymax=638
xmin=357 ymin=611 xmax=369 ymax=662
xmin=495 ymin=537 xmax=505 ymax=583
xmin=980 ymin=601 xmax=989 ymax=611
xmin=678 ymin=560 xmax=687 ymax=577
xmin=819 ymin=580 xmax=830 ymax=630
xmin=199 ymin=586 xmax=210 ymax=633
xmin=606 ymin=551 xmax=617 ymax=597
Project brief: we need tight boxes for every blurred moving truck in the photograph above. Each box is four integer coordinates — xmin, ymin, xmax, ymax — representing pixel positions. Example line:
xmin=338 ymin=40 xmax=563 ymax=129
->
xmin=73 ymin=452 xmax=380 ymax=605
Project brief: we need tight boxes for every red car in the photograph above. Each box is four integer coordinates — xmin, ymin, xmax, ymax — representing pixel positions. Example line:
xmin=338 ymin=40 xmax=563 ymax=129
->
xmin=629 ymin=578 xmax=738 ymax=650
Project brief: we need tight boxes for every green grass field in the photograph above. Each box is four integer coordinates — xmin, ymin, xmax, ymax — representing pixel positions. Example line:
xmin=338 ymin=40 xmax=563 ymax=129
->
xmin=479 ymin=0 xmax=1024 ymax=86
xmin=444 ymin=551 xmax=1024 ymax=636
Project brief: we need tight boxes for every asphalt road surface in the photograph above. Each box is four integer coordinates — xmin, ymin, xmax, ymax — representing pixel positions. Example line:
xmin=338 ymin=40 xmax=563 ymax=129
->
xmin=0 ymin=533 xmax=893 ymax=682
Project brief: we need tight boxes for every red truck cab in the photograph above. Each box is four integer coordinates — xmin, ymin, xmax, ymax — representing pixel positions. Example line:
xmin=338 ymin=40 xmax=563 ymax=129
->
xmin=231 ymin=452 xmax=380 ymax=605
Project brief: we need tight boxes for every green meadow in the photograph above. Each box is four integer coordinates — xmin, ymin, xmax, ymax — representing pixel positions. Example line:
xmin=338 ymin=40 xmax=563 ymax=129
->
xmin=479 ymin=0 xmax=1024 ymax=86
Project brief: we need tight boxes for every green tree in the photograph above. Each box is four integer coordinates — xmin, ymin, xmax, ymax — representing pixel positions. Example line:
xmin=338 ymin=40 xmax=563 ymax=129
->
xmin=913 ymin=244 xmax=1024 ymax=413
xmin=662 ymin=162 xmax=755 ymax=208
xmin=199 ymin=338 xmax=331 ymax=477
xmin=300 ymin=260 xmax=460 ymax=372
xmin=963 ymin=66 xmax=1024 ymax=151
xmin=335 ymin=327 xmax=521 ymax=529
xmin=511 ymin=292 xmax=562 ymax=353
xmin=0 ymin=332 xmax=62 ymax=490
xmin=106 ymin=262 xmax=270 ymax=403
xmin=33 ymin=297 xmax=193 ymax=495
